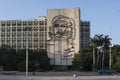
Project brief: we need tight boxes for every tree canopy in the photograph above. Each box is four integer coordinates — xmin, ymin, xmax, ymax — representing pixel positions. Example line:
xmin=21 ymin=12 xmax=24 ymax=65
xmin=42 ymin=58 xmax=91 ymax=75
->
xmin=0 ymin=46 xmax=50 ymax=71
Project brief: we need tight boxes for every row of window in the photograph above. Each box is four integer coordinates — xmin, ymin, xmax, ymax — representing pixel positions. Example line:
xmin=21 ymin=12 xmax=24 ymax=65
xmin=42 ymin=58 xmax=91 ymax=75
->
xmin=1 ymin=28 xmax=46 ymax=32
xmin=1 ymin=31 xmax=45 ymax=34
xmin=1 ymin=38 xmax=45 ymax=41
xmin=2 ymin=44 xmax=45 ymax=49
xmin=0 ymin=21 xmax=47 ymax=26
xmin=1 ymin=44 xmax=45 ymax=48
xmin=81 ymin=28 xmax=89 ymax=32
xmin=81 ymin=21 xmax=90 ymax=26
xmin=1 ymin=33 xmax=45 ymax=36
xmin=1 ymin=25 xmax=46 ymax=29
xmin=1 ymin=36 xmax=46 ymax=38
xmin=1 ymin=42 xmax=45 ymax=45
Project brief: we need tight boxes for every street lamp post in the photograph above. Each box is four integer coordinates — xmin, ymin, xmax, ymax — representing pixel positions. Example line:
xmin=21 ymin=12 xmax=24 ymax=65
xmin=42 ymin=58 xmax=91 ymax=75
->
xmin=97 ymin=46 xmax=100 ymax=69
xmin=25 ymin=26 xmax=32 ymax=77
xmin=109 ymin=44 xmax=112 ymax=69
xmin=92 ymin=45 xmax=95 ymax=71
xmin=26 ymin=27 xmax=28 ymax=77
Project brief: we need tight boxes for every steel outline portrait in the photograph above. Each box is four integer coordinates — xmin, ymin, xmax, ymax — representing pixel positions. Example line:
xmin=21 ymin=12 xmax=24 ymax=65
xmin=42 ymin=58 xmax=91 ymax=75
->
xmin=49 ymin=15 xmax=75 ymax=40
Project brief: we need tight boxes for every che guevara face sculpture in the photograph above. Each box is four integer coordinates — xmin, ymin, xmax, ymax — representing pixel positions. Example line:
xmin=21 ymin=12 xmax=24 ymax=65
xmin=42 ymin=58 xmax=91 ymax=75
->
xmin=49 ymin=15 xmax=75 ymax=40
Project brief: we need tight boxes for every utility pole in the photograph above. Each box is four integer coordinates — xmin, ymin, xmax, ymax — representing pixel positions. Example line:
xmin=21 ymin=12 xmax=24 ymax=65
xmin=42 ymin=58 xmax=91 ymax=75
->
xmin=109 ymin=44 xmax=112 ymax=69
xmin=109 ymin=26 xmax=112 ymax=69
xmin=97 ymin=47 xmax=100 ymax=69
xmin=25 ymin=26 xmax=32 ymax=77
xmin=26 ymin=27 xmax=28 ymax=77
xmin=102 ymin=51 xmax=104 ymax=70
xmin=93 ymin=45 xmax=95 ymax=71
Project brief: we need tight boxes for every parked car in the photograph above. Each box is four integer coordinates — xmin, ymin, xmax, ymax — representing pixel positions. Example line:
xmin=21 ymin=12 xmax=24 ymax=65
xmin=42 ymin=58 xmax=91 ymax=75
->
xmin=98 ymin=70 xmax=116 ymax=75
xmin=2 ymin=71 xmax=16 ymax=75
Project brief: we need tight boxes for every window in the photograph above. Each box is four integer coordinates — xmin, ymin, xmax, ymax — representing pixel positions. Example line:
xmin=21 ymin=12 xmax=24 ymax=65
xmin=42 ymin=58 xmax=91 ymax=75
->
xmin=17 ymin=23 xmax=21 ymax=26
xmin=12 ymin=27 xmax=16 ymax=31
xmin=39 ymin=21 xmax=44 ymax=25
xmin=7 ymin=24 xmax=10 ymax=26
xmin=23 ymin=21 xmax=27 ymax=26
xmin=12 ymin=22 xmax=16 ymax=26
xmin=1 ymin=24 xmax=5 ymax=26
xmin=28 ymin=21 xmax=32 ymax=26
xmin=1 ymin=29 xmax=5 ymax=31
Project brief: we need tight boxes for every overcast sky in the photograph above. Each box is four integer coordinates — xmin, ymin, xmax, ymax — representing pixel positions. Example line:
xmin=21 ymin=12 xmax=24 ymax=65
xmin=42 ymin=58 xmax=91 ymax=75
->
xmin=0 ymin=0 xmax=120 ymax=45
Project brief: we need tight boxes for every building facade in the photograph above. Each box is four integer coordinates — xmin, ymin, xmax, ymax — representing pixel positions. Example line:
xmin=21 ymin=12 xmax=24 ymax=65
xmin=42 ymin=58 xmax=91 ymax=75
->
xmin=47 ymin=8 xmax=80 ymax=66
xmin=0 ymin=16 xmax=47 ymax=50
xmin=80 ymin=21 xmax=90 ymax=48
xmin=0 ymin=8 xmax=90 ymax=67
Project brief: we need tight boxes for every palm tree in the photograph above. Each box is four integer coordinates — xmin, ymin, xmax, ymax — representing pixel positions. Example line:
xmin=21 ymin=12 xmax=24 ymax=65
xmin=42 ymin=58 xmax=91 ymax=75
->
xmin=101 ymin=35 xmax=111 ymax=70
xmin=90 ymin=36 xmax=98 ymax=71
xmin=90 ymin=34 xmax=111 ymax=71
xmin=94 ymin=34 xmax=103 ymax=69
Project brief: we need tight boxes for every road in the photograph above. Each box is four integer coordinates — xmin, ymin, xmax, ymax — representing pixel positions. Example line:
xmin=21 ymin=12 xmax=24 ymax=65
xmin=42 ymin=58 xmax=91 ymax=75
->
xmin=15 ymin=71 xmax=99 ymax=76
xmin=0 ymin=72 xmax=120 ymax=80
xmin=0 ymin=75 xmax=120 ymax=80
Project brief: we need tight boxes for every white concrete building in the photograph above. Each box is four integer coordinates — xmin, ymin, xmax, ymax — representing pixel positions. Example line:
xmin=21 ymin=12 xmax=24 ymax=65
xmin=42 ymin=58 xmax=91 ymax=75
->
xmin=0 ymin=16 xmax=47 ymax=50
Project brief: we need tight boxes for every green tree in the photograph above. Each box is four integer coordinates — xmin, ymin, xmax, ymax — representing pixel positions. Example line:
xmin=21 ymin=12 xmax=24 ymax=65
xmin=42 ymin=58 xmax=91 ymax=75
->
xmin=17 ymin=49 xmax=50 ymax=71
xmin=0 ymin=45 xmax=17 ymax=70
xmin=72 ymin=53 xmax=81 ymax=70
xmin=112 ymin=45 xmax=120 ymax=72
xmin=113 ymin=58 xmax=120 ymax=72
xmin=34 ymin=49 xmax=50 ymax=71
xmin=72 ymin=48 xmax=92 ymax=71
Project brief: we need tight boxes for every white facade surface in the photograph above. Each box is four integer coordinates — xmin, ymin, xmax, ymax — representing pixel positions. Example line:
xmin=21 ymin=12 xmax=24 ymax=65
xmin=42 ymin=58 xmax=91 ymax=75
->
xmin=47 ymin=8 xmax=80 ymax=65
